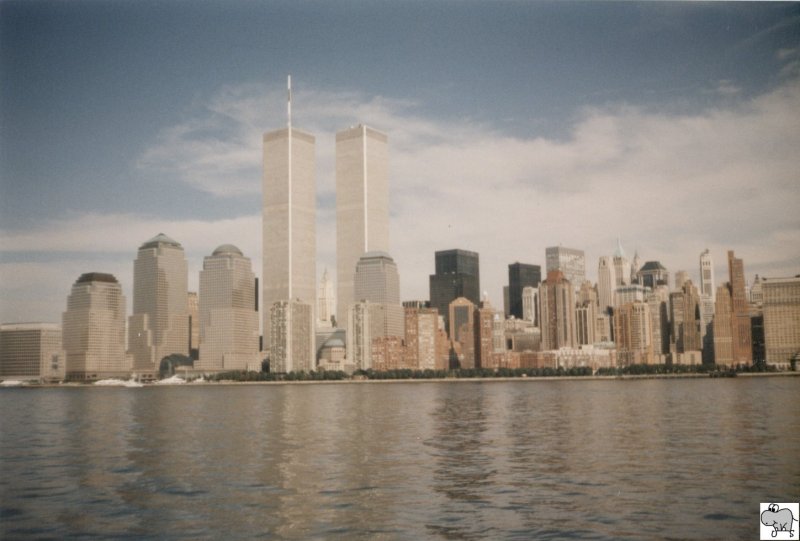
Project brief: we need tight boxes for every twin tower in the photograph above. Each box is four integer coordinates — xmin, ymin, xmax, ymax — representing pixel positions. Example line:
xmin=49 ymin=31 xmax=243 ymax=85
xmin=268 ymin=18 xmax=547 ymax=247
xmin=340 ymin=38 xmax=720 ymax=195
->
xmin=262 ymin=104 xmax=389 ymax=366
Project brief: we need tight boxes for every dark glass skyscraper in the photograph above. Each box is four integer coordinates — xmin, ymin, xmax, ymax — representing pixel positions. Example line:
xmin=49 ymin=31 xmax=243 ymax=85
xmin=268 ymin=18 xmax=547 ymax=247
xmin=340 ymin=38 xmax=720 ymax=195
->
xmin=507 ymin=262 xmax=541 ymax=319
xmin=429 ymin=249 xmax=480 ymax=332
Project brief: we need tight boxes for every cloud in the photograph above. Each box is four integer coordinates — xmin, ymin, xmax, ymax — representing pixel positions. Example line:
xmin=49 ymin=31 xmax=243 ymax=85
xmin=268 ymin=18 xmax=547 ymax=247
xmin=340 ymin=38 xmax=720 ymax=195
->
xmin=3 ymin=78 xmax=800 ymax=322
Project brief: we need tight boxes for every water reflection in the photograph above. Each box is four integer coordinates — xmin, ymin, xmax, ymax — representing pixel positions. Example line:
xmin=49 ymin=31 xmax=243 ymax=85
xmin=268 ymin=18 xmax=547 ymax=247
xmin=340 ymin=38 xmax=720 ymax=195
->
xmin=1 ymin=378 xmax=798 ymax=540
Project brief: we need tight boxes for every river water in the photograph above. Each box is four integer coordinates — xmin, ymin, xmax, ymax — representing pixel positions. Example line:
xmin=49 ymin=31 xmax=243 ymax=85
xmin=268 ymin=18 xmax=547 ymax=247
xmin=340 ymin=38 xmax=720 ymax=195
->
xmin=1 ymin=377 xmax=798 ymax=540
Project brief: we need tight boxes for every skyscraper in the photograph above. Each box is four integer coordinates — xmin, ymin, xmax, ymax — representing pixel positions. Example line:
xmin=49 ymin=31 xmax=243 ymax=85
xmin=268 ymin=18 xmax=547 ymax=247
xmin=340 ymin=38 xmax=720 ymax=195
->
xmin=197 ymin=245 xmax=260 ymax=372
xmin=353 ymin=251 xmax=404 ymax=338
xmin=335 ymin=125 xmax=389 ymax=329
xmin=64 ymin=273 xmax=128 ymax=381
xmin=545 ymin=246 xmax=585 ymax=289
xmin=318 ymin=268 xmax=335 ymax=327
xmin=597 ymin=256 xmax=616 ymax=313
xmin=669 ymin=280 xmax=702 ymax=355
xmin=762 ymin=276 xmax=800 ymax=365
xmin=699 ymin=249 xmax=715 ymax=301
xmin=522 ymin=286 xmax=539 ymax=325
xmin=270 ymin=300 xmax=313 ymax=373
xmin=614 ymin=301 xmax=654 ymax=365
xmin=727 ymin=250 xmax=753 ymax=365
xmin=449 ymin=297 xmax=476 ymax=368
xmin=539 ymin=270 xmax=576 ymax=351
xmin=128 ymin=233 xmax=189 ymax=376
xmin=612 ymin=239 xmax=630 ymax=287
xmin=638 ymin=261 xmax=669 ymax=290
xmin=507 ymin=262 xmax=541 ymax=319
xmin=263 ymin=80 xmax=316 ymax=350
xmin=429 ymin=249 xmax=480 ymax=332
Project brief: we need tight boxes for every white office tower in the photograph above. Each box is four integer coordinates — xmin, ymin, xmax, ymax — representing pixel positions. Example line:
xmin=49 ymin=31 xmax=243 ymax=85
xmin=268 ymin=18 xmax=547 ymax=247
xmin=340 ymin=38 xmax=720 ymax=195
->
xmin=545 ymin=246 xmax=585 ymax=289
xmin=64 ymin=273 xmax=129 ymax=381
xmin=128 ymin=234 xmax=189 ymax=375
xmin=613 ymin=238 xmax=630 ymax=287
xmin=346 ymin=301 xmax=390 ymax=371
xmin=335 ymin=125 xmax=390 ymax=329
xmin=270 ymin=300 xmax=314 ymax=373
xmin=318 ymin=268 xmax=335 ymax=328
xmin=597 ymin=256 xmax=616 ymax=312
xmin=522 ymin=286 xmax=539 ymax=325
xmin=197 ymin=245 xmax=260 ymax=372
xmin=699 ymin=249 xmax=715 ymax=302
xmin=262 ymin=76 xmax=316 ymax=357
xmin=353 ymin=251 xmax=404 ymax=338
xmin=0 ymin=323 xmax=64 ymax=382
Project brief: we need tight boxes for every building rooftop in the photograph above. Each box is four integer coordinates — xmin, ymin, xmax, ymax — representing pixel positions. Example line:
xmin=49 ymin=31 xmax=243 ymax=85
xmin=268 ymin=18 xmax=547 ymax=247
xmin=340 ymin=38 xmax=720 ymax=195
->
xmin=212 ymin=244 xmax=243 ymax=257
xmin=360 ymin=250 xmax=394 ymax=261
xmin=640 ymin=261 xmax=667 ymax=271
xmin=76 ymin=272 xmax=118 ymax=284
xmin=140 ymin=233 xmax=182 ymax=250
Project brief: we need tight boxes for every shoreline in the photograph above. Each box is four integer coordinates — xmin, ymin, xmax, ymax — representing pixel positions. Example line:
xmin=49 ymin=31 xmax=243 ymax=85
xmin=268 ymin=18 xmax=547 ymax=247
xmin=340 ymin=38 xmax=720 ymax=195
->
xmin=5 ymin=370 xmax=799 ymax=389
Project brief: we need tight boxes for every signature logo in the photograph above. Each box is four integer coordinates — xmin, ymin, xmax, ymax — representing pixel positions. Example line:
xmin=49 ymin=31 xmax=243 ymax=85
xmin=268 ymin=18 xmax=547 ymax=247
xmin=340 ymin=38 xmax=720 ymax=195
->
xmin=761 ymin=503 xmax=799 ymax=540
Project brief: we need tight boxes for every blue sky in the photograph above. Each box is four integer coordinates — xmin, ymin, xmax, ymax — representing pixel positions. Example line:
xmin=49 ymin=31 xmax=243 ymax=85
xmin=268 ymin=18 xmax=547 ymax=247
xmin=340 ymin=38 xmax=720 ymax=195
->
xmin=2 ymin=1 xmax=799 ymax=323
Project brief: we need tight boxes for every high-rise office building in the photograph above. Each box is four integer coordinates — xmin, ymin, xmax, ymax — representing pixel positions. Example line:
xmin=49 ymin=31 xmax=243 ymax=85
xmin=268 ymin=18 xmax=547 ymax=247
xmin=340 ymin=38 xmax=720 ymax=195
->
xmin=630 ymin=250 xmax=642 ymax=284
xmin=197 ymin=245 xmax=260 ymax=372
xmin=576 ymin=301 xmax=597 ymax=346
xmin=612 ymin=239 xmax=630 ymax=287
xmin=429 ymin=249 xmax=480 ymax=331
xmin=187 ymin=292 xmax=199 ymax=359
xmin=318 ymin=268 xmax=335 ymax=327
xmin=507 ymin=262 xmax=541 ymax=319
xmin=762 ymin=276 xmax=800 ymax=365
xmin=713 ymin=284 xmax=734 ymax=365
xmin=646 ymin=284 xmax=671 ymax=357
xmin=728 ymin=250 xmax=753 ymax=365
xmin=597 ymin=256 xmax=616 ymax=313
xmin=63 ymin=273 xmax=129 ymax=381
xmin=335 ymin=125 xmax=389 ymax=329
xmin=614 ymin=301 xmax=654 ymax=365
xmin=669 ymin=280 xmax=702 ymax=354
xmin=539 ymin=270 xmax=576 ymax=350
xmin=346 ymin=301 xmax=389 ymax=371
xmin=270 ymin=300 xmax=313 ymax=373
xmin=0 ymin=323 xmax=64 ymax=381
xmin=474 ymin=301 xmax=495 ymax=368
xmin=449 ymin=297 xmax=476 ymax=368
xmin=353 ymin=251 xmax=404 ymax=338
xmin=674 ymin=270 xmax=690 ymax=291
xmin=637 ymin=261 xmax=669 ymax=290
xmin=699 ymin=249 xmax=715 ymax=301
xmin=545 ymin=246 xmax=585 ymax=289
xmin=262 ymin=93 xmax=316 ymax=350
xmin=404 ymin=307 xmax=440 ymax=370
xmin=128 ymin=233 xmax=189 ymax=376
xmin=522 ymin=286 xmax=539 ymax=325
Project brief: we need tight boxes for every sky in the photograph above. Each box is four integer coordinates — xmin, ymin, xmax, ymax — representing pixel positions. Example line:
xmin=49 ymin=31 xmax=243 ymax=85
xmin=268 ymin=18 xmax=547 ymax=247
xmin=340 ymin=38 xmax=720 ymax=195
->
xmin=1 ymin=1 xmax=799 ymax=324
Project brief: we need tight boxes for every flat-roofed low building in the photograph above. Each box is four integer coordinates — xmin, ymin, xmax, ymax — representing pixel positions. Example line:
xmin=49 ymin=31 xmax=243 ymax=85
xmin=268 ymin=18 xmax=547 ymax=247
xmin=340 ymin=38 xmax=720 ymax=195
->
xmin=0 ymin=323 xmax=64 ymax=381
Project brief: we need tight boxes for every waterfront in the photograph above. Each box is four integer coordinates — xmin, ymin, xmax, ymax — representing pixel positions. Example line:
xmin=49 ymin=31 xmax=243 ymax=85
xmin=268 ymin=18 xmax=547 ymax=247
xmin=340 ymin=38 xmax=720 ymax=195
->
xmin=1 ymin=378 xmax=798 ymax=539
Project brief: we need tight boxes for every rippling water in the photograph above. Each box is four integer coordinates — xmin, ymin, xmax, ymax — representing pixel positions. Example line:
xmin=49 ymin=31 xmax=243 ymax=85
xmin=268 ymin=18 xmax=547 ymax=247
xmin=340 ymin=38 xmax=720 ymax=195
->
xmin=1 ymin=377 xmax=798 ymax=540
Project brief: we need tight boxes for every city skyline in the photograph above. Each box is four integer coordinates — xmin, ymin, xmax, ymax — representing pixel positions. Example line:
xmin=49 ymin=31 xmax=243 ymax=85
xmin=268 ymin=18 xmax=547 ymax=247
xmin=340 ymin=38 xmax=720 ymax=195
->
xmin=2 ymin=2 xmax=799 ymax=324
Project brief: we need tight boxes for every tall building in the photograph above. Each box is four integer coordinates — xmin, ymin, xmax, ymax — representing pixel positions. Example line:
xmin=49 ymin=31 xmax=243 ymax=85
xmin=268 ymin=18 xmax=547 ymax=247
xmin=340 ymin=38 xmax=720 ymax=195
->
xmin=262 ymin=93 xmax=316 ymax=349
xmin=197 ymin=245 xmax=260 ymax=372
xmin=539 ymin=270 xmax=576 ymax=351
xmin=545 ymin=246 xmax=585 ymax=290
xmin=318 ymin=268 xmax=335 ymax=327
xmin=404 ymin=307 xmax=440 ymax=370
xmin=597 ymin=256 xmax=616 ymax=313
xmin=522 ymin=286 xmax=539 ymax=325
xmin=612 ymin=238 xmax=630 ymax=287
xmin=429 ymin=249 xmax=480 ymax=331
xmin=713 ymin=284 xmax=734 ymax=365
xmin=576 ymin=302 xmax=598 ymax=346
xmin=638 ymin=261 xmax=669 ymax=290
xmin=346 ymin=301 xmax=389 ymax=371
xmin=646 ymin=284 xmax=671 ymax=357
xmin=353 ymin=251 xmax=404 ymax=338
xmin=674 ymin=270 xmax=690 ymax=291
xmin=188 ymin=292 xmax=199 ymax=359
xmin=474 ymin=301 xmax=495 ymax=368
xmin=728 ymin=250 xmax=753 ymax=365
xmin=0 ymin=323 xmax=64 ymax=381
xmin=614 ymin=302 xmax=654 ymax=365
xmin=699 ymin=249 xmax=715 ymax=301
xmin=669 ymin=280 xmax=702 ymax=355
xmin=615 ymin=284 xmax=647 ymax=307
xmin=270 ymin=300 xmax=313 ymax=373
xmin=762 ymin=276 xmax=800 ymax=365
xmin=449 ymin=297 xmax=476 ymax=368
xmin=507 ymin=262 xmax=541 ymax=319
xmin=63 ymin=273 xmax=129 ymax=381
xmin=128 ymin=233 xmax=189 ymax=375
xmin=335 ymin=125 xmax=389 ymax=329
xmin=630 ymin=250 xmax=642 ymax=284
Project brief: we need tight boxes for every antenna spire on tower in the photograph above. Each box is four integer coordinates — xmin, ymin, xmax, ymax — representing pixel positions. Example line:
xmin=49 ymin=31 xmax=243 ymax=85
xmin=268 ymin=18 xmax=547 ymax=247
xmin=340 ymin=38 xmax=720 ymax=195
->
xmin=287 ymin=74 xmax=292 ymax=129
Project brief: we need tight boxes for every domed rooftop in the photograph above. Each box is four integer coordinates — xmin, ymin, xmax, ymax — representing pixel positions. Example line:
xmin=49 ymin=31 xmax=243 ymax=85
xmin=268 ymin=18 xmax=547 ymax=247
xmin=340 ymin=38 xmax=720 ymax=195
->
xmin=140 ymin=233 xmax=182 ymax=251
xmin=212 ymin=244 xmax=243 ymax=257
xmin=76 ymin=272 xmax=118 ymax=284
xmin=322 ymin=336 xmax=345 ymax=348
